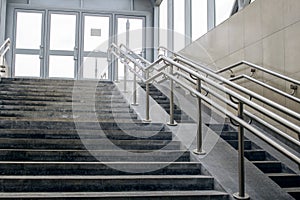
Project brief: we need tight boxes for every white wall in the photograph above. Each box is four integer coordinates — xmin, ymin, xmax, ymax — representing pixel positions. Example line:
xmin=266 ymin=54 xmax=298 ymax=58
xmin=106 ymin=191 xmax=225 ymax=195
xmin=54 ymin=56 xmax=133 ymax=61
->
xmin=180 ymin=0 xmax=300 ymax=138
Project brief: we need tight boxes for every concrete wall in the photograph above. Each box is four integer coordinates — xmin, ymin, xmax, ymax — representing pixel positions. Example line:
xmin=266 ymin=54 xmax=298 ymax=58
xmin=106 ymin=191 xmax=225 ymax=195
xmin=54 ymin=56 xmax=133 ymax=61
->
xmin=180 ymin=0 xmax=300 ymax=138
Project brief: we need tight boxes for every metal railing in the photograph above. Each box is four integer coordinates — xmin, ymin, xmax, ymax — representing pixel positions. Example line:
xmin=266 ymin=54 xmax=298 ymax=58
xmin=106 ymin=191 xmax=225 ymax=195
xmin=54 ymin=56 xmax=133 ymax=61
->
xmin=0 ymin=38 xmax=10 ymax=59
xmin=108 ymin=43 xmax=300 ymax=200
xmin=159 ymin=46 xmax=299 ymax=97
xmin=0 ymin=38 xmax=11 ymax=77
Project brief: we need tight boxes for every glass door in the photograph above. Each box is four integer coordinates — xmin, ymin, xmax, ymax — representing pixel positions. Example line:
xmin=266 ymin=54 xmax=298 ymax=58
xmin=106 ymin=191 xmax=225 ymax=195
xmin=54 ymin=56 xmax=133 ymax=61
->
xmin=47 ymin=12 xmax=79 ymax=79
xmin=116 ymin=16 xmax=145 ymax=80
xmin=13 ymin=10 xmax=45 ymax=77
xmin=81 ymin=14 xmax=111 ymax=80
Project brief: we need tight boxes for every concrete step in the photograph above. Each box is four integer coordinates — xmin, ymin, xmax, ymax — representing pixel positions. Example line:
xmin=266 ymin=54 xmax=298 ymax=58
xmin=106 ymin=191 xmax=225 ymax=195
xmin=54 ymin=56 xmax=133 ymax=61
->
xmin=0 ymin=190 xmax=229 ymax=199
xmin=0 ymin=78 xmax=113 ymax=86
xmin=0 ymin=121 xmax=167 ymax=131
xmin=220 ymin=131 xmax=239 ymax=140
xmin=0 ymin=100 xmax=130 ymax=108
xmin=0 ymin=129 xmax=173 ymax=140
xmin=252 ymin=161 xmax=283 ymax=173
xmin=0 ymin=175 xmax=214 ymax=192
xmin=244 ymin=150 xmax=267 ymax=161
xmin=0 ymin=117 xmax=142 ymax=123
xmin=159 ymin=103 xmax=178 ymax=109
xmin=0 ymin=149 xmax=191 ymax=162
xmin=0 ymin=105 xmax=134 ymax=113
xmin=0 ymin=162 xmax=202 ymax=175
xmin=0 ymin=95 xmax=126 ymax=102
xmin=0 ymin=110 xmax=138 ymax=120
xmin=0 ymin=139 xmax=181 ymax=150
xmin=0 ymin=84 xmax=117 ymax=92
xmin=0 ymin=91 xmax=122 ymax=97
xmin=283 ymin=187 xmax=300 ymax=200
xmin=226 ymin=140 xmax=252 ymax=150
xmin=267 ymin=173 xmax=300 ymax=188
xmin=206 ymin=124 xmax=235 ymax=132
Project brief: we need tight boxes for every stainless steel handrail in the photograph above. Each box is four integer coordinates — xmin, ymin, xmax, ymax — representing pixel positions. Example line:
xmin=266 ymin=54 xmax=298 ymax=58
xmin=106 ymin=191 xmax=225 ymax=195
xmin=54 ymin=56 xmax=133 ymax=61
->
xmin=217 ymin=60 xmax=300 ymax=86
xmin=230 ymin=74 xmax=300 ymax=104
xmin=175 ymin=57 xmax=300 ymax=121
xmin=159 ymin=46 xmax=300 ymax=87
xmin=0 ymin=38 xmax=10 ymax=53
xmin=158 ymin=70 xmax=300 ymax=149
xmin=158 ymin=47 xmax=300 ymax=113
xmin=109 ymin=43 xmax=300 ymax=199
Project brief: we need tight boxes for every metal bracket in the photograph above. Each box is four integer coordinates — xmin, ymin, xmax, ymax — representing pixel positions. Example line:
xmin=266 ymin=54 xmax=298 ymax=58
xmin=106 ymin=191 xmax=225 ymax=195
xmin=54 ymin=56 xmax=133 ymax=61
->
xmin=290 ymin=84 xmax=298 ymax=96
xmin=250 ymin=68 xmax=256 ymax=77
xmin=230 ymin=95 xmax=240 ymax=104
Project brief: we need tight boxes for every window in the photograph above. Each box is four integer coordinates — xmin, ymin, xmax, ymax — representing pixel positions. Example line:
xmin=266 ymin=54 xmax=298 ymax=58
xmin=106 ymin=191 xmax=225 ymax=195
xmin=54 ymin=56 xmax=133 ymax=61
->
xmin=192 ymin=0 xmax=207 ymax=40
xmin=174 ymin=0 xmax=185 ymax=51
xmin=215 ymin=0 xmax=236 ymax=25
xmin=159 ymin=0 xmax=168 ymax=47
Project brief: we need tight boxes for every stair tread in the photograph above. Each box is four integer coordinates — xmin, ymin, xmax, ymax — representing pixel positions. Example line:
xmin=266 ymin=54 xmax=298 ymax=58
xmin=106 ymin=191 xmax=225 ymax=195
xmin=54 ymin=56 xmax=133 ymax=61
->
xmin=0 ymin=161 xmax=199 ymax=165
xmin=0 ymin=190 xmax=229 ymax=198
xmin=266 ymin=173 xmax=298 ymax=177
xmin=283 ymin=187 xmax=300 ymax=192
xmin=0 ymin=117 xmax=140 ymax=122
xmin=0 ymin=175 xmax=211 ymax=179
xmin=252 ymin=161 xmax=281 ymax=164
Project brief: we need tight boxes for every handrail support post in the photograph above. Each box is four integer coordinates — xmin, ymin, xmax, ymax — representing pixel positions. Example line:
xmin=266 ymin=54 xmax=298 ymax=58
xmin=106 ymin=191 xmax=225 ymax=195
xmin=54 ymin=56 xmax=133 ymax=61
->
xmin=123 ymin=61 xmax=127 ymax=92
xmin=193 ymin=78 xmax=206 ymax=155
xmin=144 ymin=69 xmax=151 ymax=122
xmin=167 ymin=64 xmax=177 ymax=126
xmin=233 ymin=101 xmax=250 ymax=200
xmin=131 ymin=64 xmax=139 ymax=106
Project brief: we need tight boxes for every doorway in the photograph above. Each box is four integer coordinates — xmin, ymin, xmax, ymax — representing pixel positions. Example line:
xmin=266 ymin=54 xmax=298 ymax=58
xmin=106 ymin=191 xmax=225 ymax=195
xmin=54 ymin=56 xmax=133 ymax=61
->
xmin=12 ymin=10 xmax=145 ymax=80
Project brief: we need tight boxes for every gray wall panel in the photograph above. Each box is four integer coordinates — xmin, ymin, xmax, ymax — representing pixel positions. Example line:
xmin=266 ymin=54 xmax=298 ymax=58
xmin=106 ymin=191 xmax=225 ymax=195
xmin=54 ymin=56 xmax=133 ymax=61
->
xmin=83 ymin=0 xmax=131 ymax=11
xmin=29 ymin=0 xmax=81 ymax=9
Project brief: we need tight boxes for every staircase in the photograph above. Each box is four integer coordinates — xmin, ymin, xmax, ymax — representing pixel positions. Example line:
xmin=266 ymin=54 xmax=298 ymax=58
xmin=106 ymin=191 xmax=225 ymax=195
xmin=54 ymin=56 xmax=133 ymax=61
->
xmin=139 ymin=83 xmax=194 ymax=123
xmin=208 ymin=124 xmax=300 ymax=200
xmin=0 ymin=78 xmax=228 ymax=199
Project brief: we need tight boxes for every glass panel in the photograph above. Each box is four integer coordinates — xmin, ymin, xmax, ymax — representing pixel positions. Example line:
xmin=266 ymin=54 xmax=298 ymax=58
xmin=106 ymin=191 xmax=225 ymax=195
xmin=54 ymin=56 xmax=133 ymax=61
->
xmin=50 ymin=14 xmax=76 ymax=51
xmin=15 ymin=54 xmax=40 ymax=77
xmin=192 ymin=0 xmax=207 ymax=40
xmin=117 ymin=18 xmax=143 ymax=51
xmin=159 ymin=0 xmax=168 ymax=47
xmin=117 ymin=17 xmax=143 ymax=80
xmin=215 ymin=0 xmax=236 ymax=26
xmin=16 ymin=12 xmax=42 ymax=49
xmin=49 ymin=56 xmax=74 ymax=78
xmin=174 ymin=0 xmax=185 ymax=51
xmin=83 ymin=57 xmax=109 ymax=79
xmin=84 ymin=16 xmax=110 ymax=52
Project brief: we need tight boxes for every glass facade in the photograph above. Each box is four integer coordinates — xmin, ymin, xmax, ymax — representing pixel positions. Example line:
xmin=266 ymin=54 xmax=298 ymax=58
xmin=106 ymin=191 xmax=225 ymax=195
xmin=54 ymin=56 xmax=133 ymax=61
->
xmin=215 ymin=0 xmax=236 ymax=25
xmin=192 ymin=0 xmax=207 ymax=41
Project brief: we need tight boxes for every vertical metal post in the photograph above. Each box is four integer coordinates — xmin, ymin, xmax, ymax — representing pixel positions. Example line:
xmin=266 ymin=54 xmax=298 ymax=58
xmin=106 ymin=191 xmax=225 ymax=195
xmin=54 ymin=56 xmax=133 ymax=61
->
xmin=193 ymin=78 xmax=206 ymax=155
xmin=131 ymin=64 xmax=138 ymax=106
xmin=124 ymin=19 xmax=130 ymax=92
xmin=233 ymin=102 xmax=250 ymax=200
xmin=124 ymin=61 xmax=127 ymax=92
xmin=144 ymin=69 xmax=151 ymax=122
xmin=167 ymin=65 xmax=177 ymax=126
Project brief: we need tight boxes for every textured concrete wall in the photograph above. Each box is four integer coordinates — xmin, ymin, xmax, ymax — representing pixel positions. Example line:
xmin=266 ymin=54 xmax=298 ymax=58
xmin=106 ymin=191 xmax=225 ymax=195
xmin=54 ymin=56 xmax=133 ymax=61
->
xmin=180 ymin=0 xmax=300 ymax=138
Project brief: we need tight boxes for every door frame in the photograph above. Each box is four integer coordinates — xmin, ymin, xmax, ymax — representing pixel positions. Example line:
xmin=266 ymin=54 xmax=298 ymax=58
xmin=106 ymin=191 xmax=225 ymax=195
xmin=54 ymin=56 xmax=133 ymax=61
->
xmin=79 ymin=12 xmax=113 ymax=80
xmin=113 ymin=14 xmax=146 ymax=81
xmin=12 ymin=9 xmax=46 ymax=78
xmin=46 ymin=11 xmax=80 ymax=79
xmin=9 ymin=5 xmax=150 ymax=81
